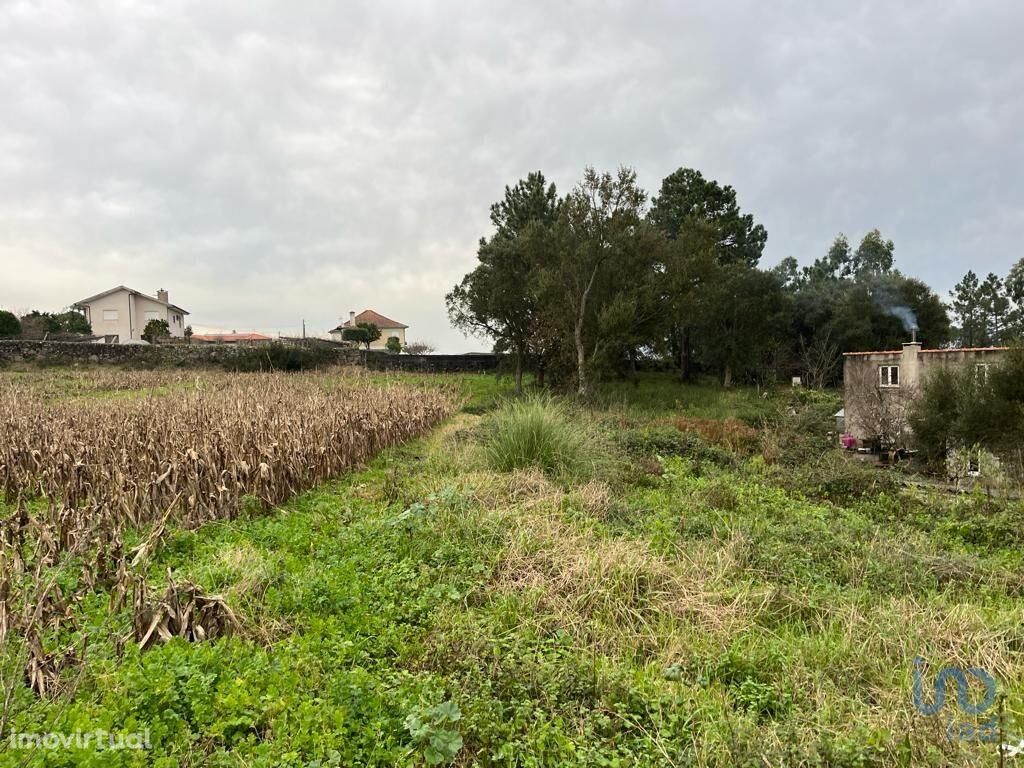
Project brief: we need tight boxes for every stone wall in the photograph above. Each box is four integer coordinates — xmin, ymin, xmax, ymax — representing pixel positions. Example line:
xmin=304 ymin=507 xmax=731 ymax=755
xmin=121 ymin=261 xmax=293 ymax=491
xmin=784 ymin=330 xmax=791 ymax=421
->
xmin=0 ymin=340 xmax=496 ymax=373
xmin=362 ymin=351 xmax=499 ymax=373
xmin=0 ymin=340 xmax=361 ymax=367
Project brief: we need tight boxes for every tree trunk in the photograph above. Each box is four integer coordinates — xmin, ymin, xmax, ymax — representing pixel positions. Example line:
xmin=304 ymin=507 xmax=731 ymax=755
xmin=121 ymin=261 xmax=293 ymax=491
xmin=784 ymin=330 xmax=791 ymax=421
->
xmin=723 ymin=363 xmax=733 ymax=389
xmin=575 ymin=264 xmax=601 ymax=398
xmin=575 ymin=320 xmax=588 ymax=397
xmin=680 ymin=326 xmax=693 ymax=382
xmin=513 ymin=348 xmax=523 ymax=395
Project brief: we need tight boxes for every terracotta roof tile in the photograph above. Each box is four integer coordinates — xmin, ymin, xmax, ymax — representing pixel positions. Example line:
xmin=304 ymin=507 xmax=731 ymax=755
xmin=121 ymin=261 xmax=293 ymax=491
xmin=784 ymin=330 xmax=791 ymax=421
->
xmin=334 ymin=309 xmax=408 ymax=331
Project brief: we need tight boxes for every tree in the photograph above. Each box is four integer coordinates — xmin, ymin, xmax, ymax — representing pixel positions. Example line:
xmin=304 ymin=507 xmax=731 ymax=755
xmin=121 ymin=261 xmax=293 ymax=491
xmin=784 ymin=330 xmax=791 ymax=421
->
xmin=341 ymin=327 xmax=369 ymax=346
xmin=1007 ymin=258 xmax=1024 ymax=340
xmin=385 ymin=336 xmax=402 ymax=353
xmin=649 ymin=168 xmax=767 ymax=267
xmin=142 ymin=319 xmax=170 ymax=344
xmin=184 ymin=325 xmax=194 ymax=343
xmin=532 ymin=166 xmax=650 ymax=396
xmin=0 ymin=310 xmax=20 ymax=338
xmin=659 ymin=218 xmax=719 ymax=381
xmin=847 ymin=229 xmax=894 ymax=277
xmin=979 ymin=273 xmax=1011 ymax=344
xmin=403 ymin=340 xmax=435 ymax=355
xmin=951 ymin=270 xmax=1010 ymax=346
xmin=910 ymin=347 xmax=1024 ymax=479
xmin=786 ymin=232 xmax=950 ymax=385
xmin=52 ymin=310 xmax=91 ymax=335
xmin=356 ymin=322 xmax=380 ymax=349
xmin=691 ymin=265 xmax=792 ymax=387
xmin=17 ymin=309 xmax=91 ymax=338
xmin=447 ymin=171 xmax=560 ymax=393
xmin=1007 ymin=258 xmax=1024 ymax=307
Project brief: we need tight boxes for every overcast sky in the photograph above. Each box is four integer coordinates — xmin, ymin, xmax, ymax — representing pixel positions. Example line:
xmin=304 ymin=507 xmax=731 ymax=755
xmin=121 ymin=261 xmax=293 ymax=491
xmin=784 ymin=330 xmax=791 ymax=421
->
xmin=2 ymin=1 xmax=1021 ymax=350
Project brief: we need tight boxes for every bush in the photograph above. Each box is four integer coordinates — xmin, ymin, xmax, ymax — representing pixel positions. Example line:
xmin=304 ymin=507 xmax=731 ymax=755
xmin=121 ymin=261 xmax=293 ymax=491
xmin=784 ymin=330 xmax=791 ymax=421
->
xmin=910 ymin=347 xmax=1024 ymax=480
xmin=480 ymin=397 xmax=608 ymax=481
xmin=142 ymin=319 xmax=170 ymax=344
xmin=617 ymin=426 xmax=735 ymax=469
xmin=0 ymin=310 xmax=20 ymax=337
xmin=386 ymin=336 xmax=402 ymax=353
xmin=342 ymin=327 xmax=369 ymax=346
xmin=778 ymin=452 xmax=901 ymax=503
xmin=221 ymin=342 xmax=337 ymax=372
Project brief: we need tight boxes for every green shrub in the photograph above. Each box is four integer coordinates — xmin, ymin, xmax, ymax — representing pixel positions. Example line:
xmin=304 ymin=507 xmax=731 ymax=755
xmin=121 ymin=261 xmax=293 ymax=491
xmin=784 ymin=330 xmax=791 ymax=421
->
xmin=222 ymin=342 xmax=337 ymax=372
xmin=910 ymin=346 xmax=1024 ymax=480
xmin=0 ymin=309 xmax=21 ymax=337
xmin=480 ymin=396 xmax=608 ymax=481
xmin=777 ymin=452 xmax=901 ymax=503
xmin=142 ymin=318 xmax=170 ymax=344
xmin=618 ymin=426 xmax=735 ymax=470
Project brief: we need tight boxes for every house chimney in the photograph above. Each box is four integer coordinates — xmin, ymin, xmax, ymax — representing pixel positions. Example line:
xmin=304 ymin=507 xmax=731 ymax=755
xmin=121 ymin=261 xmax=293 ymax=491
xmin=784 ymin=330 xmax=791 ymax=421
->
xmin=157 ymin=289 xmax=169 ymax=303
xmin=901 ymin=328 xmax=922 ymax=389
xmin=349 ymin=310 xmax=356 ymax=324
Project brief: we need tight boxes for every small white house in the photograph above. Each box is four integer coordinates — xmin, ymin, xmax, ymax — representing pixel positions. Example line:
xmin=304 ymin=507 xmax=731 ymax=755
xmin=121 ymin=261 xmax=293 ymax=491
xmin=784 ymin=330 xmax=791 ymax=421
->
xmin=73 ymin=286 xmax=189 ymax=343
xmin=329 ymin=310 xmax=408 ymax=349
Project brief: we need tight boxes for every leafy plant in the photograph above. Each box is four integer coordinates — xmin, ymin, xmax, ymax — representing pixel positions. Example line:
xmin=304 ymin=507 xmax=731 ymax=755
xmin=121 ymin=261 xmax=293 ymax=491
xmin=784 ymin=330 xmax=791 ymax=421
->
xmin=404 ymin=700 xmax=463 ymax=765
xmin=142 ymin=318 xmax=170 ymax=344
xmin=0 ymin=309 xmax=21 ymax=337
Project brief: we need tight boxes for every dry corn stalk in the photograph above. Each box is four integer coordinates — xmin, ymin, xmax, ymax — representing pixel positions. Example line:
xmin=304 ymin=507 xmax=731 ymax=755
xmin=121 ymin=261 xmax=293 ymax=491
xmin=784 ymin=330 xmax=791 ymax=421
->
xmin=133 ymin=572 xmax=240 ymax=650
xmin=0 ymin=370 xmax=458 ymax=686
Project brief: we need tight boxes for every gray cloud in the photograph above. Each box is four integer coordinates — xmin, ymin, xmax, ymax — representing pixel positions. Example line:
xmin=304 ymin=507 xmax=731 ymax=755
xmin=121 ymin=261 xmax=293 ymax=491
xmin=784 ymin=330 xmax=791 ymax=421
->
xmin=2 ymin=1 xmax=1022 ymax=349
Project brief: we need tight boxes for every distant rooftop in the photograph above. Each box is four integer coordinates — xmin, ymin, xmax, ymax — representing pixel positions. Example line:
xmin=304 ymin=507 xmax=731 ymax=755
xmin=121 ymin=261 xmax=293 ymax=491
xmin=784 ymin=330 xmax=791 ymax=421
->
xmin=191 ymin=332 xmax=272 ymax=343
xmin=843 ymin=345 xmax=1009 ymax=357
xmin=330 ymin=309 xmax=407 ymax=333
xmin=73 ymin=285 xmax=189 ymax=315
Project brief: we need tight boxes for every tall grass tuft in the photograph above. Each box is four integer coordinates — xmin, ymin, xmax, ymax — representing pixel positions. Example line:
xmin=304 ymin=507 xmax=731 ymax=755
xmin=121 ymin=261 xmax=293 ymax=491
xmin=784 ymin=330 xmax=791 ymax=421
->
xmin=481 ymin=396 xmax=607 ymax=482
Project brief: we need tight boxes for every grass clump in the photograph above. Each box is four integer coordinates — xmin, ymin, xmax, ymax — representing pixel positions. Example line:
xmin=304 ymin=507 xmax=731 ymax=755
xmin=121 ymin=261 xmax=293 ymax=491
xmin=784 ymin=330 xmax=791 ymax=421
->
xmin=480 ymin=396 xmax=608 ymax=482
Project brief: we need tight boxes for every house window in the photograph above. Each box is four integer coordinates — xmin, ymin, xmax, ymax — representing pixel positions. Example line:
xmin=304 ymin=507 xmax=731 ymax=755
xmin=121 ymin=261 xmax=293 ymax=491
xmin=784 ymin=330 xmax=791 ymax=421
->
xmin=102 ymin=309 xmax=119 ymax=321
xmin=144 ymin=311 xmax=160 ymax=322
xmin=879 ymin=365 xmax=900 ymax=387
xmin=975 ymin=363 xmax=989 ymax=382
xmin=173 ymin=314 xmax=181 ymax=325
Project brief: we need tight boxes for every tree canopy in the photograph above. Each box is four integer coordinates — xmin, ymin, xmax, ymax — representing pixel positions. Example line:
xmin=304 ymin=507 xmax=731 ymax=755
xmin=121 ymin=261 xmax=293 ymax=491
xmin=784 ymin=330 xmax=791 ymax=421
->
xmin=447 ymin=165 xmax=995 ymax=392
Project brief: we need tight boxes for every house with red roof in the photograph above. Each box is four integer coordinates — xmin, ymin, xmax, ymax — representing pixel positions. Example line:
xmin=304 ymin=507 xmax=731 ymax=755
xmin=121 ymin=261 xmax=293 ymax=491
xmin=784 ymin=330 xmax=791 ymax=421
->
xmin=329 ymin=310 xmax=408 ymax=350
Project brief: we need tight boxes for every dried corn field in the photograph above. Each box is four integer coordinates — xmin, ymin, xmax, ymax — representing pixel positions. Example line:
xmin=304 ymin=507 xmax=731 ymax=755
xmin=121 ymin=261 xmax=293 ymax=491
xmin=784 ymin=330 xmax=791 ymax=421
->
xmin=0 ymin=370 xmax=457 ymax=695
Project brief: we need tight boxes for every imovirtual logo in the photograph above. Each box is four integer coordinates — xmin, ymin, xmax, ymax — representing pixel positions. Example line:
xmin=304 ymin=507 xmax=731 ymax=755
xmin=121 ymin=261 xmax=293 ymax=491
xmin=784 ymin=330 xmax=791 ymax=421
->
xmin=912 ymin=656 xmax=999 ymax=743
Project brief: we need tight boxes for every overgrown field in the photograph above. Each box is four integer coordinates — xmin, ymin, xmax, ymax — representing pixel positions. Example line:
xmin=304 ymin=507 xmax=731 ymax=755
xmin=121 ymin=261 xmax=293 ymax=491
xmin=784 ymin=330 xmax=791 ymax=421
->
xmin=0 ymin=369 xmax=1021 ymax=766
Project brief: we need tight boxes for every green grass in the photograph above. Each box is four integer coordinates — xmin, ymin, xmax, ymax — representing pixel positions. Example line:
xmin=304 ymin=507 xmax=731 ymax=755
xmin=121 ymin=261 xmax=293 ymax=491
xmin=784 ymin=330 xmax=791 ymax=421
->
xmin=2 ymin=371 xmax=1022 ymax=766
xmin=479 ymin=396 xmax=609 ymax=482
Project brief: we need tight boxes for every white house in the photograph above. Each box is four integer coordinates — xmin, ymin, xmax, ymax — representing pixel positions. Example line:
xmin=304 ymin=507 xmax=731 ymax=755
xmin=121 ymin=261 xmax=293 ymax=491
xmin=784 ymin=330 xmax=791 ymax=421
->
xmin=329 ymin=310 xmax=408 ymax=350
xmin=73 ymin=286 xmax=189 ymax=343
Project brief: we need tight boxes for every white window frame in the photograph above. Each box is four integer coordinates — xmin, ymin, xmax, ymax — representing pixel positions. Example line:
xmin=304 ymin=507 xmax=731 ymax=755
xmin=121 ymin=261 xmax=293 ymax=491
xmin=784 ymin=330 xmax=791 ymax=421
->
xmin=144 ymin=310 xmax=161 ymax=322
xmin=975 ymin=363 xmax=989 ymax=383
xmin=879 ymin=365 xmax=900 ymax=388
xmin=102 ymin=309 xmax=119 ymax=321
